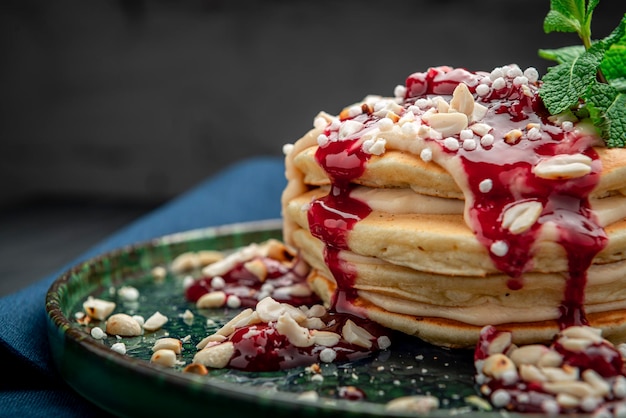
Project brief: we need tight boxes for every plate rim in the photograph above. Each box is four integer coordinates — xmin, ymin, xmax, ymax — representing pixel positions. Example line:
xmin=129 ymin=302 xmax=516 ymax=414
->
xmin=45 ymin=219 xmax=498 ymax=418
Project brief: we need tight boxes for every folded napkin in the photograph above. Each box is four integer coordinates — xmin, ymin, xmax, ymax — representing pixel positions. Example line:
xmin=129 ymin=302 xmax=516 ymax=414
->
xmin=0 ymin=157 xmax=285 ymax=417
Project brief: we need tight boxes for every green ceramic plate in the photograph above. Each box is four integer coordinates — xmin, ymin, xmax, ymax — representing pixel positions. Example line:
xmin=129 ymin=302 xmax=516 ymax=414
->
xmin=46 ymin=219 xmax=502 ymax=418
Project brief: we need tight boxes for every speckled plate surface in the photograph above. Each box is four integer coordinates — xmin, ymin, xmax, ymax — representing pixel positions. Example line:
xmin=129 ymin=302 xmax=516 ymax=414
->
xmin=46 ymin=219 xmax=501 ymax=418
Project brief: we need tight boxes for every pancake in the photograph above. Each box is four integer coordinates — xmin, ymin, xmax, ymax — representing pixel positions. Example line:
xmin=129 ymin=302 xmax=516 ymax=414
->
xmin=281 ymin=65 xmax=626 ymax=348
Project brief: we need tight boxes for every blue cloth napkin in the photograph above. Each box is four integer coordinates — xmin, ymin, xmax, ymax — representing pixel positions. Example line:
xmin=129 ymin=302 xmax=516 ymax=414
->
xmin=0 ymin=157 xmax=286 ymax=417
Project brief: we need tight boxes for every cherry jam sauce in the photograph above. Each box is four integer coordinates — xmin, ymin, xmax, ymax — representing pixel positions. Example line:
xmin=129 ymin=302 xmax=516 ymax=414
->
xmin=227 ymin=311 xmax=387 ymax=372
xmin=475 ymin=326 xmax=625 ymax=414
xmin=405 ymin=66 xmax=606 ymax=329
xmin=185 ymin=255 xmax=321 ymax=308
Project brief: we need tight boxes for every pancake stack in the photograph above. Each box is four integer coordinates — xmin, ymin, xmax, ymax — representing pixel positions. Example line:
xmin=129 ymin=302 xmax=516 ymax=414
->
xmin=281 ymin=66 xmax=626 ymax=348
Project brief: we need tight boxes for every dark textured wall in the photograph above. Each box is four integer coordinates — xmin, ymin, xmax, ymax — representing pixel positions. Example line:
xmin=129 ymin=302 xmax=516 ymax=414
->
xmin=1 ymin=0 xmax=623 ymax=205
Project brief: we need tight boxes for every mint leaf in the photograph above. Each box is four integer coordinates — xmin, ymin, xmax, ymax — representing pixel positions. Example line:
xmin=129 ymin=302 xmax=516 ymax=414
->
xmin=587 ymin=82 xmax=626 ymax=147
xmin=539 ymin=44 xmax=605 ymax=114
xmin=544 ymin=0 xmax=586 ymax=33
xmin=539 ymin=45 xmax=586 ymax=63
xmin=600 ymin=15 xmax=626 ymax=85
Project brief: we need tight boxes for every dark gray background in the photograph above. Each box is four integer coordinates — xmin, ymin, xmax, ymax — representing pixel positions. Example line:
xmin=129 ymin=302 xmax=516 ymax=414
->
xmin=0 ymin=0 xmax=623 ymax=295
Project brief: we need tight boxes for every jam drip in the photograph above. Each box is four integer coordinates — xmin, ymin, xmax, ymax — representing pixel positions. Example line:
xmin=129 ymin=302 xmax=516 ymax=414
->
xmin=309 ymin=124 xmax=373 ymax=308
xmin=406 ymin=66 xmax=607 ymax=329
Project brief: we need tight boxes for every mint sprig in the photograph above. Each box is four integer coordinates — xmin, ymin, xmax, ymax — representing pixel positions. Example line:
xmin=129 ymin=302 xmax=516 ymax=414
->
xmin=538 ymin=0 xmax=626 ymax=147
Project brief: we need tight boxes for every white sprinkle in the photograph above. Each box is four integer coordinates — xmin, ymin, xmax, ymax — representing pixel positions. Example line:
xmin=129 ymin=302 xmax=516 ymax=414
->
xmin=338 ymin=119 xmax=364 ymax=139
xmin=479 ymin=179 xmax=493 ymax=193
xmin=329 ymin=118 xmax=341 ymax=130
xmin=506 ymin=66 xmax=523 ymax=78
xmin=282 ymin=143 xmax=294 ymax=155
xmin=580 ymin=397 xmax=600 ymax=412
xmin=379 ymin=118 xmax=394 ymax=131
xmin=394 ymin=84 xmax=407 ymax=99
xmin=75 ymin=312 xmax=85 ymax=320
xmin=378 ymin=335 xmax=392 ymax=350
xmin=524 ymin=67 xmax=539 ymax=83
xmin=91 ymin=327 xmax=106 ymax=340
xmin=402 ymin=121 xmax=419 ymax=136
xmin=420 ymin=148 xmax=433 ymax=162
xmin=463 ymin=139 xmax=477 ymax=151
xmin=490 ymin=68 xmax=504 ymax=81
xmin=481 ymin=76 xmax=492 ymax=85
xmin=561 ymin=121 xmax=574 ymax=132
xmin=481 ymin=134 xmax=495 ymax=147
xmin=492 ymin=77 xmax=506 ymax=90
xmin=460 ymin=129 xmax=474 ymax=140
xmin=210 ymin=276 xmax=225 ymax=289
xmin=367 ymin=138 xmax=386 ymax=156
xmin=491 ymin=389 xmax=511 ymax=408
xmin=416 ymin=98 xmax=431 ymax=109
xmin=476 ymin=84 xmax=490 ymax=96
xmin=443 ymin=137 xmax=460 ymax=152
xmin=491 ymin=241 xmax=509 ymax=257
xmin=348 ymin=105 xmax=362 ymax=117
xmin=320 ymin=348 xmax=337 ymax=363
xmin=541 ymin=399 xmax=560 ymax=416
xmin=527 ymin=127 xmax=543 ymax=141
xmin=317 ymin=134 xmax=330 ymax=147
xmin=226 ymin=295 xmax=242 ymax=309
xmin=111 ymin=342 xmax=126 ymax=355
xmin=513 ymin=76 xmax=529 ymax=86
xmin=407 ymin=105 xmax=420 ymax=114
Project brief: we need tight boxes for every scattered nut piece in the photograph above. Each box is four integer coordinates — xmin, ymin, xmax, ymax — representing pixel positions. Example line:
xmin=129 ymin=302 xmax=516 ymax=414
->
xmin=504 ymin=129 xmax=523 ymax=144
xmin=183 ymin=363 xmax=209 ymax=375
xmin=143 ymin=311 xmax=168 ymax=332
xmin=196 ymin=291 xmax=227 ymax=309
xmin=110 ymin=342 xmax=126 ymax=355
xmin=244 ymin=259 xmax=268 ymax=282
xmin=311 ymin=330 xmax=341 ymax=347
xmin=152 ymin=337 xmax=182 ymax=354
xmin=215 ymin=308 xmax=260 ymax=337
xmin=482 ymin=354 xmax=518 ymax=384
xmin=150 ymin=349 xmax=178 ymax=367
xmin=83 ymin=297 xmax=116 ymax=321
xmin=276 ymin=313 xmax=314 ymax=347
xmin=106 ymin=313 xmax=142 ymax=337
xmin=342 ymin=320 xmax=374 ymax=349
xmin=193 ymin=342 xmax=235 ymax=369
xmin=196 ymin=334 xmax=227 ymax=350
